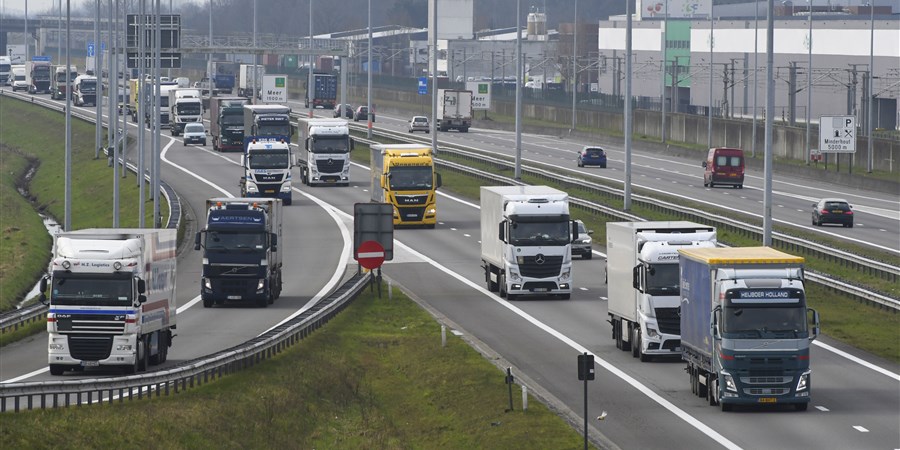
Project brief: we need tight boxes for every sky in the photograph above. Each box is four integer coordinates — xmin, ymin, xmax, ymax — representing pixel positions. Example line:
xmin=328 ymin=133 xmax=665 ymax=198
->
xmin=1 ymin=0 xmax=199 ymax=17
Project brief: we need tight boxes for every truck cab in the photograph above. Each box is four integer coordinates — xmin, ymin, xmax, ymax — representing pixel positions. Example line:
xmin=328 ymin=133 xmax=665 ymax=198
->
xmin=370 ymin=144 xmax=442 ymax=226
xmin=241 ymin=137 xmax=293 ymax=205
xmin=72 ymin=74 xmax=98 ymax=106
xmin=51 ymin=65 xmax=78 ymax=100
xmin=299 ymin=119 xmax=352 ymax=186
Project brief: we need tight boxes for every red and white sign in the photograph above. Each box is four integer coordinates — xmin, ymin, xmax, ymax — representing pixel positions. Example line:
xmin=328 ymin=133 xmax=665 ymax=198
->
xmin=355 ymin=240 xmax=385 ymax=270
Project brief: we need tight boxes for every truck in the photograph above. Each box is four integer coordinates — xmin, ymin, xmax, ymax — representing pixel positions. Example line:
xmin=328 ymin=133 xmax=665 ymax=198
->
xmin=143 ymin=80 xmax=178 ymax=128
xmin=25 ymin=60 xmax=52 ymax=94
xmin=370 ymin=144 xmax=442 ymax=227
xmin=40 ymin=229 xmax=177 ymax=375
xmin=243 ymin=104 xmax=293 ymax=139
xmin=71 ymin=74 xmax=98 ymax=106
xmin=298 ymin=118 xmax=352 ymax=186
xmin=0 ymin=56 xmax=11 ymax=86
xmin=168 ymin=88 xmax=203 ymax=136
xmin=437 ymin=89 xmax=473 ymax=132
xmin=210 ymin=60 xmax=239 ymax=95
xmin=238 ymin=64 xmax=265 ymax=98
xmin=605 ymin=221 xmax=717 ymax=361
xmin=679 ymin=247 xmax=820 ymax=412
xmin=9 ymin=65 xmax=27 ymax=91
xmin=480 ymin=186 xmax=578 ymax=300
xmin=240 ymin=136 xmax=294 ymax=205
xmin=210 ymin=96 xmax=249 ymax=152
xmin=304 ymin=72 xmax=337 ymax=110
xmin=50 ymin=65 xmax=78 ymax=100
xmin=194 ymin=198 xmax=283 ymax=308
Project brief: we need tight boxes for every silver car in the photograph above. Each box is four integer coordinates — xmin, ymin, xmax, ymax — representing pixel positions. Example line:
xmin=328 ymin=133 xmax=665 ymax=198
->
xmin=571 ymin=220 xmax=593 ymax=260
xmin=408 ymin=116 xmax=430 ymax=133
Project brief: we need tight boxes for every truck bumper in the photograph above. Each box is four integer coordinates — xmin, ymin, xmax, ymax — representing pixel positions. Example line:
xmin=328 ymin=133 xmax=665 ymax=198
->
xmin=717 ymin=369 xmax=812 ymax=407
xmin=48 ymin=333 xmax=138 ymax=367
xmin=201 ymin=277 xmax=268 ymax=302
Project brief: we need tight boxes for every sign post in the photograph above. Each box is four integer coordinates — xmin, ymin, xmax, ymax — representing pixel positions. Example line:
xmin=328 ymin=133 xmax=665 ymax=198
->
xmin=417 ymin=76 xmax=428 ymax=95
xmin=577 ymin=353 xmax=595 ymax=450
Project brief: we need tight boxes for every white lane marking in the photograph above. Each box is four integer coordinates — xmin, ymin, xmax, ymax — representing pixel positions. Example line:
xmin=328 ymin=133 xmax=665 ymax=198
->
xmin=160 ymin=137 xmax=232 ymax=197
xmin=2 ymin=367 xmax=49 ymax=384
xmin=853 ymin=426 xmax=869 ymax=433
xmin=815 ymin=406 xmax=830 ymax=412
xmin=463 ymin=233 xmax=471 ymax=237
xmin=579 ymin=287 xmax=589 ymax=291
xmin=812 ymin=341 xmax=900 ymax=381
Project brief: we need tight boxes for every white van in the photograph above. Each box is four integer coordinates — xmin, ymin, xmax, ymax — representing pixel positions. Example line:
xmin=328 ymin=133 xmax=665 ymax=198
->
xmin=10 ymin=65 xmax=27 ymax=91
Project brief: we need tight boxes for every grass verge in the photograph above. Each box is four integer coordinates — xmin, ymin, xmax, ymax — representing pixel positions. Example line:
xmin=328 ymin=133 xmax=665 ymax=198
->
xmin=0 ymin=96 xmax=170 ymax=313
xmin=0 ymin=286 xmax=593 ymax=450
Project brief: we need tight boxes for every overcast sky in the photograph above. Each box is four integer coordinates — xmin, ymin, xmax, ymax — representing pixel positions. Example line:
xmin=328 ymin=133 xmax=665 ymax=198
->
xmin=1 ymin=0 xmax=197 ymax=16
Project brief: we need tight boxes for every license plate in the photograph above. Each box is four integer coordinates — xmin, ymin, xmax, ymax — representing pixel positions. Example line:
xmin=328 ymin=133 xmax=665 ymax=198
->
xmin=729 ymin=173 xmax=737 ymax=177
xmin=227 ymin=295 xmax=241 ymax=300
xmin=264 ymin=190 xmax=275 ymax=193
xmin=81 ymin=361 xmax=99 ymax=367
xmin=758 ymin=397 xmax=777 ymax=403
xmin=674 ymin=346 xmax=682 ymax=352
xmin=532 ymin=288 xmax=548 ymax=292
xmin=831 ymin=210 xmax=843 ymax=214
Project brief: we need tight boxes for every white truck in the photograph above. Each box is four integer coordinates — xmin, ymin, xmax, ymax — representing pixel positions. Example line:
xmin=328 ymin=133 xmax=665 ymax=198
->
xmin=41 ymin=229 xmax=177 ymax=375
xmin=50 ymin=65 xmax=78 ymax=100
xmin=437 ymin=89 xmax=473 ymax=132
xmin=297 ymin=118 xmax=352 ymax=186
xmin=168 ymin=88 xmax=203 ymax=136
xmin=241 ymin=136 xmax=294 ymax=205
xmin=143 ymin=81 xmax=178 ymax=128
xmin=480 ymin=186 xmax=578 ymax=300
xmin=71 ymin=74 xmax=98 ymax=106
xmin=605 ymin=221 xmax=717 ymax=361
xmin=0 ymin=56 xmax=11 ymax=86
xmin=238 ymin=64 xmax=265 ymax=99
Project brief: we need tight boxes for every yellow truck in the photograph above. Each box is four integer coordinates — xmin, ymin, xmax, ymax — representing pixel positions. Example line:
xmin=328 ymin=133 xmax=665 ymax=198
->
xmin=129 ymin=78 xmax=142 ymax=122
xmin=370 ymin=144 xmax=442 ymax=228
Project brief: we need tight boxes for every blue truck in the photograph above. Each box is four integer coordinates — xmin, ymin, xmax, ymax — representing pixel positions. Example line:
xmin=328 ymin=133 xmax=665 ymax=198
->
xmin=304 ymin=73 xmax=337 ymax=110
xmin=194 ymin=198 xmax=283 ymax=308
xmin=679 ymin=247 xmax=820 ymax=412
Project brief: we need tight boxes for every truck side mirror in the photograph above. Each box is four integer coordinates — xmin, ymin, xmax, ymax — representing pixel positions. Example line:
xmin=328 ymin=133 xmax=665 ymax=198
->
xmin=808 ymin=308 xmax=819 ymax=340
xmin=305 ymin=138 xmax=309 ymax=151
xmin=711 ymin=305 xmax=722 ymax=339
xmin=271 ymin=233 xmax=278 ymax=252
xmin=435 ymin=173 xmax=442 ymax=189
xmin=137 ymin=279 xmax=146 ymax=294
xmin=39 ymin=276 xmax=49 ymax=304
xmin=632 ymin=265 xmax=641 ymax=290
xmin=138 ymin=294 xmax=147 ymax=304
xmin=498 ymin=220 xmax=506 ymax=242
xmin=350 ymin=139 xmax=355 ymax=150
xmin=571 ymin=221 xmax=579 ymax=241
xmin=194 ymin=231 xmax=203 ymax=250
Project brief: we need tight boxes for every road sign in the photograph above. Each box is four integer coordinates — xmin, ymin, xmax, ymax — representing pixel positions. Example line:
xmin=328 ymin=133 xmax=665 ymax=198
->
xmin=418 ymin=77 xmax=428 ymax=95
xmin=819 ymin=115 xmax=856 ymax=153
xmin=32 ymin=55 xmax=51 ymax=62
xmin=356 ymin=240 xmax=385 ymax=270
xmin=262 ymin=75 xmax=287 ymax=103
xmin=87 ymin=42 xmax=95 ymax=57
xmin=466 ymin=81 xmax=491 ymax=110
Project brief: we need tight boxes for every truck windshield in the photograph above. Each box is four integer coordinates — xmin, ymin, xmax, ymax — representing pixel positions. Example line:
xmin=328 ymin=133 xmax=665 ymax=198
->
xmin=248 ymin=150 xmax=290 ymax=169
xmin=222 ymin=114 xmax=243 ymax=126
xmin=35 ymin=68 xmax=50 ymax=80
xmin=311 ymin=136 xmax=349 ymax=154
xmin=257 ymin=123 xmax=291 ymax=137
xmin=50 ymin=273 xmax=133 ymax=306
xmin=508 ymin=219 xmax=570 ymax=246
xmin=389 ymin=166 xmax=433 ymax=190
xmin=205 ymin=231 xmax=266 ymax=251
xmin=0 ymin=63 xmax=10 ymax=73
xmin=80 ymin=80 xmax=97 ymax=92
xmin=722 ymin=289 xmax=807 ymax=337
xmin=645 ymin=263 xmax=680 ymax=295
xmin=177 ymin=103 xmax=201 ymax=115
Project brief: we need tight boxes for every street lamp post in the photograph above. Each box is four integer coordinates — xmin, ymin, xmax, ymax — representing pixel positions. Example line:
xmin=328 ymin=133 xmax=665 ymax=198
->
xmin=571 ymin=0 xmax=577 ymax=131
xmin=752 ymin=1 xmax=759 ymax=158
xmin=707 ymin=7 xmax=714 ymax=150
xmin=867 ymin=2 xmax=874 ymax=173
xmin=367 ymin=0 xmax=373 ymax=139
xmin=64 ymin=0 xmax=72 ymax=231
xmin=805 ymin=0 xmax=813 ymax=165
xmin=660 ymin=0 xmax=668 ymax=143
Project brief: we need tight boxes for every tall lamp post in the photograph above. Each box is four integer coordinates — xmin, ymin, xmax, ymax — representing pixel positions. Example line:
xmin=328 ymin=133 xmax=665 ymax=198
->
xmin=866 ymin=1 xmax=874 ymax=173
xmin=707 ymin=7 xmax=714 ymax=150
xmin=805 ymin=0 xmax=813 ymax=165
xmin=571 ymin=0 xmax=577 ymax=131
xmin=660 ymin=0 xmax=668 ymax=143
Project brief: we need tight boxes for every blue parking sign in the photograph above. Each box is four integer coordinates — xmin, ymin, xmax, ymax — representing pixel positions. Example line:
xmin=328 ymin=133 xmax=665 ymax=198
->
xmin=417 ymin=77 xmax=428 ymax=95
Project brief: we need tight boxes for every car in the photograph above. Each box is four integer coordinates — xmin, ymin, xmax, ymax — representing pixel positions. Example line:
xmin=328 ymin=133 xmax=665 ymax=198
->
xmin=571 ymin=220 xmax=593 ymax=259
xmin=183 ymin=122 xmax=207 ymax=146
xmin=577 ymin=146 xmax=607 ymax=168
xmin=354 ymin=105 xmax=374 ymax=122
xmin=333 ymin=103 xmax=353 ymax=118
xmin=408 ymin=116 xmax=430 ymax=133
xmin=812 ymin=198 xmax=853 ymax=228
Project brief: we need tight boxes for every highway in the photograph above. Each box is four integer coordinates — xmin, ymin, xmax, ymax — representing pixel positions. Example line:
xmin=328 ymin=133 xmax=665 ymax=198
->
xmin=2 ymin=88 xmax=898 ymax=449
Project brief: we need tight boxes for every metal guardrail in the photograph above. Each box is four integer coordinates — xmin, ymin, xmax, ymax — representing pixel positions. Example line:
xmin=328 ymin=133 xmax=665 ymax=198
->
xmin=0 ymin=272 xmax=371 ymax=412
xmin=342 ymin=121 xmax=899 ymax=311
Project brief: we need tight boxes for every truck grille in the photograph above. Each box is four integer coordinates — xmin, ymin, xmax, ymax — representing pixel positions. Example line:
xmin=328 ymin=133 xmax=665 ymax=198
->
xmin=395 ymin=194 xmax=428 ymax=206
xmin=315 ymin=158 xmax=344 ymax=173
xmin=662 ymin=339 xmax=681 ymax=350
xmin=68 ymin=336 xmax=113 ymax=361
xmin=56 ymin=314 xmax=126 ymax=334
xmin=256 ymin=183 xmax=282 ymax=195
xmin=255 ymin=173 xmax=284 ymax=183
xmin=208 ymin=265 xmax=260 ymax=277
xmin=214 ymin=278 xmax=258 ymax=296
xmin=741 ymin=376 xmax=793 ymax=385
xmin=398 ymin=207 xmax=426 ymax=222
xmin=743 ymin=387 xmax=790 ymax=396
xmin=519 ymin=255 xmax=563 ymax=278
xmin=522 ymin=281 xmax=559 ymax=291
xmin=654 ymin=307 xmax=681 ymax=335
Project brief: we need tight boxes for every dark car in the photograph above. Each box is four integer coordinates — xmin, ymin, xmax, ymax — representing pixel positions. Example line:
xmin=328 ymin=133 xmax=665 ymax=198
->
xmin=333 ymin=103 xmax=353 ymax=118
xmin=354 ymin=106 xmax=374 ymax=122
xmin=577 ymin=146 xmax=607 ymax=168
xmin=571 ymin=220 xmax=594 ymax=259
xmin=812 ymin=198 xmax=853 ymax=228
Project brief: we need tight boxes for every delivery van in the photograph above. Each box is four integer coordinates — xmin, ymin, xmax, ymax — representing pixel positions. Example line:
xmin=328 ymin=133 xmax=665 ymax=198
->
xmin=702 ymin=147 xmax=744 ymax=189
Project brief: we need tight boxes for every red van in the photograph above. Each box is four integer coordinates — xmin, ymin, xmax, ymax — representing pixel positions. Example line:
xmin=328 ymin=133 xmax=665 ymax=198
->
xmin=702 ymin=148 xmax=744 ymax=188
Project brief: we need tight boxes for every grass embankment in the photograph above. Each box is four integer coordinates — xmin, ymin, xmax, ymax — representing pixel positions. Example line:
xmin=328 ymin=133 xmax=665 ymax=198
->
xmin=0 ymin=286 xmax=592 ymax=450
xmin=0 ymin=96 xmax=169 ymax=313
xmin=350 ymin=144 xmax=900 ymax=364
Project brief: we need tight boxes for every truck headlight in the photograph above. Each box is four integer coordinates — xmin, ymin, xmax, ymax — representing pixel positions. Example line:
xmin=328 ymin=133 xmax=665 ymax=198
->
xmin=427 ymin=208 xmax=436 ymax=215
xmin=116 ymin=344 xmax=134 ymax=351
xmin=796 ymin=371 xmax=810 ymax=392
xmin=508 ymin=270 xmax=521 ymax=282
xmin=246 ymin=184 xmax=258 ymax=193
xmin=257 ymin=279 xmax=266 ymax=290
xmin=646 ymin=327 xmax=660 ymax=338
xmin=560 ymin=268 xmax=571 ymax=280
xmin=203 ymin=278 xmax=211 ymax=289
xmin=49 ymin=343 xmax=64 ymax=350
xmin=722 ymin=372 xmax=737 ymax=392
xmin=281 ymin=184 xmax=292 ymax=192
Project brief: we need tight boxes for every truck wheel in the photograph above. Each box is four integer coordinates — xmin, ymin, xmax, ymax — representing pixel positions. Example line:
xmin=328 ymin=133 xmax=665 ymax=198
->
xmin=631 ymin=328 xmax=640 ymax=358
xmin=203 ymin=296 xmax=213 ymax=308
xmin=138 ymin=335 xmax=150 ymax=372
xmin=708 ymin=378 xmax=718 ymax=406
xmin=150 ymin=331 xmax=166 ymax=365
xmin=461 ymin=127 xmax=469 ymax=133
xmin=794 ymin=403 xmax=808 ymax=412
xmin=697 ymin=370 xmax=708 ymax=398
xmin=559 ymin=294 xmax=570 ymax=300
xmin=49 ymin=364 xmax=66 ymax=376
xmin=613 ymin=320 xmax=621 ymax=349
xmin=690 ymin=367 xmax=697 ymax=394
xmin=257 ymin=295 xmax=268 ymax=308
xmin=720 ymin=402 xmax=733 ymax=412
xmin=284 ymin=198 xmax=292 ymax=206
xmin=583 ymin=252 xmax=592 ymax=260
xmin=499 ymin=274 xmax=508 ymax=298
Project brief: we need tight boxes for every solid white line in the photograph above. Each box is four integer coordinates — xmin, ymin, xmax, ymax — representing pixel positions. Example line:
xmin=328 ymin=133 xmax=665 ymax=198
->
xmin=852 ymin=426 xmax=869 ymax=433
xmin=815 ymin=406 xmax=830 ymax=412
xmin=813 ymin=341 xmax=900 ymax=381
xmin=2 ymin=367 xmax=49 ymax=384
